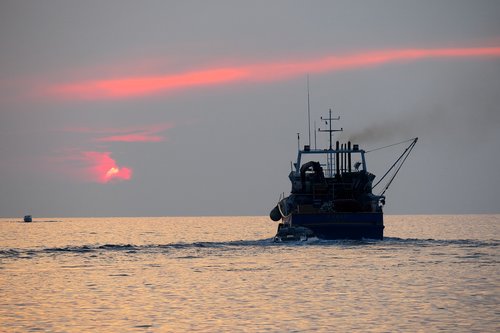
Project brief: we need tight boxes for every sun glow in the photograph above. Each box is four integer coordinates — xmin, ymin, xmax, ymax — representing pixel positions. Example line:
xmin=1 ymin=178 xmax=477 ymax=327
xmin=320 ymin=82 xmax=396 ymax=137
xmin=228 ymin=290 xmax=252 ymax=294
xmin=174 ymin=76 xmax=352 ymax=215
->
xmin=105 ymin=167 xmax=119 ymax=177
xmin=47 ymin=46 xmax=500 ymax=100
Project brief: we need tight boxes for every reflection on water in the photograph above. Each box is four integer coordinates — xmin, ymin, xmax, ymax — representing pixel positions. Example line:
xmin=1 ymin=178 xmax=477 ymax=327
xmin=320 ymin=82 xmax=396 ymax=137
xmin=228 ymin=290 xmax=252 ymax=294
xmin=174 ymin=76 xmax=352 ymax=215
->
xmin=1 ymin=215 xmax=499 ymax=332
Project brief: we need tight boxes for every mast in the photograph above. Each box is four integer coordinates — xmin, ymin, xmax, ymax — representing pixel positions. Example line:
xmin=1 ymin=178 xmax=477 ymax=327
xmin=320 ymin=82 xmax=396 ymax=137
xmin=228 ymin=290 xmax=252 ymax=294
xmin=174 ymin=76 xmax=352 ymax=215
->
xmin=307 ymin=75 xmax=311 ymax=147
xmin=318 ymin=109 xmax=342 ymax=176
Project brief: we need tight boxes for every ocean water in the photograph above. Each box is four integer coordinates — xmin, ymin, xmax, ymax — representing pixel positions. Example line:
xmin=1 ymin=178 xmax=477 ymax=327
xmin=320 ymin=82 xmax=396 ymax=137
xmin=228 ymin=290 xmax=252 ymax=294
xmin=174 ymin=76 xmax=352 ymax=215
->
xmin=0 ymin=215 xmax=498 ymax=332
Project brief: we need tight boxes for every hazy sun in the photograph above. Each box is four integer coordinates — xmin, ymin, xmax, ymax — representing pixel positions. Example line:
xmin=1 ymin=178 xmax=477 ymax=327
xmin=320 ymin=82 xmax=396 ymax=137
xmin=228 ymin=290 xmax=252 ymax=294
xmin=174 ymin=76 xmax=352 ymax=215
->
xmin=106 ymin=167 xmax=119 ymax=178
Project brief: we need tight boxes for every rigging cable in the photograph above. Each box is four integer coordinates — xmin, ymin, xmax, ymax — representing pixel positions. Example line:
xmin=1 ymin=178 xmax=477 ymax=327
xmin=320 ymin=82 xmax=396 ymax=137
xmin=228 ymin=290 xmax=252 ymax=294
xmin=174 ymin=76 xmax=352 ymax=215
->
xmin=366 ymin=137 xmax=416 ymax=153
xmin=371 ymin=137 xmax=418 ymax=195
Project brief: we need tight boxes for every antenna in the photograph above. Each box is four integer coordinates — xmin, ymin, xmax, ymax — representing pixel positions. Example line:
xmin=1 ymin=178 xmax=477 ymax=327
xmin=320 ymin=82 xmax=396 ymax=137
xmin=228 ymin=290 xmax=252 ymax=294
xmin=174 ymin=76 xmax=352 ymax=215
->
xmin=314 ymin=120 xmax=317 ymax=150
xmin=307 ymin=75 xmax=311 ymax=147
xmin=297 ymin=132 xmax=300 ymax=151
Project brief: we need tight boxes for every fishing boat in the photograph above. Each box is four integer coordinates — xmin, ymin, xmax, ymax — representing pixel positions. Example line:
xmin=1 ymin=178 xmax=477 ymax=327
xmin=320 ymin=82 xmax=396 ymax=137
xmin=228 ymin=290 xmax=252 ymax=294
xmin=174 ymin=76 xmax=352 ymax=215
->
xmin=270 ymin=109 xmax=417 ymax=241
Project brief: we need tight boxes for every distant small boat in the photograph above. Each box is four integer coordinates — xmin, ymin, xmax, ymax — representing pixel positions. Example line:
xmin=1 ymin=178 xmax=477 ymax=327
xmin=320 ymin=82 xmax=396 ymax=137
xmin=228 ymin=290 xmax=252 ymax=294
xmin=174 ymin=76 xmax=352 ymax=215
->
xmin=24 ymin=215 xmax=32 ymax=222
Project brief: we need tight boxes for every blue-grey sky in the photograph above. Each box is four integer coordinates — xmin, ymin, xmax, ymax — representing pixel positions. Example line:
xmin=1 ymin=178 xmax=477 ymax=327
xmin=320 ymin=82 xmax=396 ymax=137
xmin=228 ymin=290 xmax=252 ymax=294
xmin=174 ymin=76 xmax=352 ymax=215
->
xmin=1 ymin=0 xmax=500 ymax=217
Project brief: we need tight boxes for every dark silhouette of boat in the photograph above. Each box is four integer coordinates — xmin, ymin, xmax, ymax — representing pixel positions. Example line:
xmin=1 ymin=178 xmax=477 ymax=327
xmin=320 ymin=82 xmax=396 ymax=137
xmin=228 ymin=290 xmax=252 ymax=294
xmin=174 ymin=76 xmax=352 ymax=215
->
xmin=270 ymin=109 xmax=417 ymax=241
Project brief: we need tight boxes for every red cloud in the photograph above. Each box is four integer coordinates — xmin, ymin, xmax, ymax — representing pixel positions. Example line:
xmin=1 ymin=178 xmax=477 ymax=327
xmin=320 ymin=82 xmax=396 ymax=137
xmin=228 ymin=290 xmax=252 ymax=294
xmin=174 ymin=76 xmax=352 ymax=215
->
xmin=97 ymin=134 xmax=164 ymax=142
xmin=82 ymin=151 xmax=132 ymax=183
xmin=47 ymin=46 xmax=500 ymax=100
xmin=95 ymin=123 xmax=173 ymax=143
xmin=63 ymin=123 xmax=173 ymax=143
xmin=54 ymin=123 xmax=172 ymax=182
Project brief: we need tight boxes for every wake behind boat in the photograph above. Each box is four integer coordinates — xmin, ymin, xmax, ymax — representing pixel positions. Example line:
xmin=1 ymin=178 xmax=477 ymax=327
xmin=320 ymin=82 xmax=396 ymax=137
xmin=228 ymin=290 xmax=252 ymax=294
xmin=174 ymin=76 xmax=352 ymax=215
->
xmin=270 ymin=109 xmax=417 ymax=241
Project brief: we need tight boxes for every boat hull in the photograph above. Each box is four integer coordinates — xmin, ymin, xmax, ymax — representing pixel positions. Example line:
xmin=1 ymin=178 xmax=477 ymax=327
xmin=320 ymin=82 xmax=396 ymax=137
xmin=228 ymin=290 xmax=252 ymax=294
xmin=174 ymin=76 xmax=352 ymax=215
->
xmin=282 ymin=212 xmax=384 ymax=240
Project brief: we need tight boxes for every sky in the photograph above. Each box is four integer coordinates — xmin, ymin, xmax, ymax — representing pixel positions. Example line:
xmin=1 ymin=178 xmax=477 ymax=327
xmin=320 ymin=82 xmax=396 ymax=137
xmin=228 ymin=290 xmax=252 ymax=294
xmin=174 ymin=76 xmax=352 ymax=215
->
xmin=1 ymin=0 xmax=500 ymax=217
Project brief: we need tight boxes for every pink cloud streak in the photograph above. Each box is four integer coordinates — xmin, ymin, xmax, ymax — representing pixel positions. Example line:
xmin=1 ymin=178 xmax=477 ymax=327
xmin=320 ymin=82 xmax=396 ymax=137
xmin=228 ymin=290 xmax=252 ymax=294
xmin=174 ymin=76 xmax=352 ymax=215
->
xmin=51 ymin=68 xmax=247 ymax=100
xmin=47 ymin=46 xmax=500 ymax=100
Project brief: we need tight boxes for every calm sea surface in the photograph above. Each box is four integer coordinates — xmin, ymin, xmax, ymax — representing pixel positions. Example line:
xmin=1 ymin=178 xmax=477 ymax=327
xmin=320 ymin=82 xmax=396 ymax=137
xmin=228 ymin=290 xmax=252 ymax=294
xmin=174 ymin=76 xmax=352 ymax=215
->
xmin=1 ymin=215 xmax=498 ymax=332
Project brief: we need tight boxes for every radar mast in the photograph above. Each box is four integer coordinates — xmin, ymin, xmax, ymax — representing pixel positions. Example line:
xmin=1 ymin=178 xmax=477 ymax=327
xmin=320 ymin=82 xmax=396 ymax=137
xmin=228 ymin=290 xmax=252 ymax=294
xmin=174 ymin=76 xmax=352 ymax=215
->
xmin=318 ymin=108 xmax=342 ymax=176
